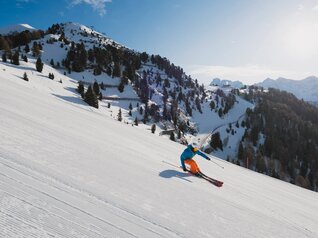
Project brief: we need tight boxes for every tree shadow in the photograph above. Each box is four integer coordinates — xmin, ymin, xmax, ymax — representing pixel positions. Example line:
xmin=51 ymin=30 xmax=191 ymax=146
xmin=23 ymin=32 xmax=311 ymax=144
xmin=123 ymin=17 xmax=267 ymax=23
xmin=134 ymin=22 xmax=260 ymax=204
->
xmin=52 ymin=93 xmax=87 ymax=106
xmin=12 ymin=74 xmax=25 ymax=80
xmin=64 ymin=86 xmax=77 ymax=94
xmin=159 ymin=169 xmax=193 ymax=183
xmin=3 ymin=63 xmax=34 ymax=72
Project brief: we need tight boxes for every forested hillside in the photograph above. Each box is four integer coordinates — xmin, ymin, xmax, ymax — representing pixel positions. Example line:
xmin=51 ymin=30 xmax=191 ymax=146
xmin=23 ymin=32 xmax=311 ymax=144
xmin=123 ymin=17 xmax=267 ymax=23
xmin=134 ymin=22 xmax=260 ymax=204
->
xmin=239 ymin=88 xmax=318 ymax=191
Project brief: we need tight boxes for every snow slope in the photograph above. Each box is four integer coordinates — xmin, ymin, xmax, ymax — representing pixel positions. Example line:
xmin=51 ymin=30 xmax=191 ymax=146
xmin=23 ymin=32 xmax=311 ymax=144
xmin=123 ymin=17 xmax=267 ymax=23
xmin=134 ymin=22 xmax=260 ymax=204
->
xmin=1 ymin=62 xmax=318 ymax=237
xmin=0 ymin=24 xmax=36 ymax=35
xmin=193 ymin=85 xmax=253 ymax=160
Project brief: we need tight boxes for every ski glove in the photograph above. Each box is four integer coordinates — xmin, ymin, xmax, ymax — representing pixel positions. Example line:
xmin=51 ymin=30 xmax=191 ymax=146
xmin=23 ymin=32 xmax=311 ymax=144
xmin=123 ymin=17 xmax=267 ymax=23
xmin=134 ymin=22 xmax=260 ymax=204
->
xmin=183 ymin=168 xmax=187 ymax=172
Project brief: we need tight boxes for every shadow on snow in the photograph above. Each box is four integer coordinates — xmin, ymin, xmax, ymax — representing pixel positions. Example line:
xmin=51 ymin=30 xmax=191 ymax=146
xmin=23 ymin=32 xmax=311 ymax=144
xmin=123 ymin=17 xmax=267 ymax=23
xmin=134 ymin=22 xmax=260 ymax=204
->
xmin=159 ymin=169 xmax=193 ymax=183
xmin=52 ymin=93 xmax=87 ymax=106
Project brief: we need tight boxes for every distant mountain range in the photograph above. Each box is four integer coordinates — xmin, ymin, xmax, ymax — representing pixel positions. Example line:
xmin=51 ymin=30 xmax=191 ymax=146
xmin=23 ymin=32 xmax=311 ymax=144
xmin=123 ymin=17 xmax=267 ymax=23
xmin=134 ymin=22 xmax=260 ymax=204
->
xmin=257 ymin=76 xmax=318 ymax=106
xmin=210 ymin=76 xmax=318 ymax=106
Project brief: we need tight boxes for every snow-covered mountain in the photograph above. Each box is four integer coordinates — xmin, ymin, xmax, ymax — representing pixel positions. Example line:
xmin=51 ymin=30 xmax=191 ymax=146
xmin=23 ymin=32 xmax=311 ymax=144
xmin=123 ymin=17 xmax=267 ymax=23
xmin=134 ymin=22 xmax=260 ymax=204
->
xmin=0 ymin=23 xmax=36 ymax=35
xmin=257 ymin=76 xmax=318 ymax=105
xmin=1 ymin=50 xmax=318 ymax=238
xmin=210 ymin=78 xmax=244 ymax=89
xmin=1 ymin=21 xmax=318 ymax=237
xmin=7 ymin=22 xmax=250 ymax=159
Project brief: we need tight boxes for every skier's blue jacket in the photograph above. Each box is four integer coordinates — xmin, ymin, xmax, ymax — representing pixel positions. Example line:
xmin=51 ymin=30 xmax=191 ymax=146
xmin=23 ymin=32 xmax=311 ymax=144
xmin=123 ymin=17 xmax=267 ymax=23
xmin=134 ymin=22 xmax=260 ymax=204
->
xmin=180 ymin=145 xmax=209 ymax=171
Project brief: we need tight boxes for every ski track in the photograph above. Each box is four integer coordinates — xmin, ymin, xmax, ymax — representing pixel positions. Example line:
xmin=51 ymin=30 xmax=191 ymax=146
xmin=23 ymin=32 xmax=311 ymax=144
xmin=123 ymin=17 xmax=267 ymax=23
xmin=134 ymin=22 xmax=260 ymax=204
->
xmin=0 ymin=156 xmax=183 ymax=238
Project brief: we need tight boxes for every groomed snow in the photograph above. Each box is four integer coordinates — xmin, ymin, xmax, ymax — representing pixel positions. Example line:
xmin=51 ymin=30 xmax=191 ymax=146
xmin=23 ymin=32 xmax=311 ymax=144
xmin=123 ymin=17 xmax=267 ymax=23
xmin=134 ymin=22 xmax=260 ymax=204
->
xmin=1 ymin=59 xmax=318 ymax=237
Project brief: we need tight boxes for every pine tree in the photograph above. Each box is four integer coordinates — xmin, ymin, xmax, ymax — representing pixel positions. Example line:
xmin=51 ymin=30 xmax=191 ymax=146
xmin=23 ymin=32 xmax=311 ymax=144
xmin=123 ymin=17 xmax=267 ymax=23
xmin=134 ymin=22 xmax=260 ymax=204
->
xmin=143 ymin=103 xmax=149 ymax=124
xmin=2 ymin=52 xmax=7 ymax=62
xmin=170 ymin=132 xmax=175 ymax=141
xmin=23 ymin=72 xmax=28 ymax=81
xmin=117 ymin=108 xmax=122 ymax=121
xmin=177 ymin=130 xmax=182 ymax=139
xmin=210 ymin=132 xmax=223 ymax=151
xmin=84 ymin=85 xmax=99 ymax=108
xmin=36 ymin=57 xmax=43 ymax=72
xmin=48 ymin=73 xmax=55 ymax=80
xmin=218 ymin=108 xmax=223 ymax=118
xmin=100 ymin=82 xmax=105 ymax=90
xmin=77 ymin=82 xmax=85 ymax=98
xmin=93 ymin=81 xmax=100 ymax=95
xmin=129 ymin=103 xmax=133 ymax=110
xmin=106 ymin=66 xmax=112 ymax=76
xmin=118 ymin=78 xmax=125 ymax=93
xmin=32 ymin=42 xmax=40 ymax=57
xmin=112 ymin=62 xmax=121 ymax=78
xmin=24 ymin=44 xmax=30 ymax=53
xmin=93 ymin=66 xmax=102 ymax=75
xmin=12 ymin=51 xmax=19 ymax=65
xmin=23 ymin=55 xmax=28 ymax=62
xmin=237 ymin=142 xmax=244 ymax=161
xmin=151 ymin=124 xmax=156 ymax=134
xmin=50 ymin=59 xmax=55 ymax=67
xmin=209 ymin=101 xmax=215 ymax=110
xmin=134 ymin=117 xmax=139 ymax=126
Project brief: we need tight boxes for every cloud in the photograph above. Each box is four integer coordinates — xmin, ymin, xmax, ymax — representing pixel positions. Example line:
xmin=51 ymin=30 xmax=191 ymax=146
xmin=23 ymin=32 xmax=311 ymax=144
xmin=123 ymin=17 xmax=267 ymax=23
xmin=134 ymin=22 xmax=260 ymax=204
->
xmin=16 ymin=0 xmax=34 ymax=8
xmin=313 ymin=5 xmax=318 ymax=11
xmin=188 ymin=64 xmax=314 ymax=85
xmin=298 ymin=4 xmax=304 ymax=11
xmin=70 ymin=0 xmax=111 ymax=16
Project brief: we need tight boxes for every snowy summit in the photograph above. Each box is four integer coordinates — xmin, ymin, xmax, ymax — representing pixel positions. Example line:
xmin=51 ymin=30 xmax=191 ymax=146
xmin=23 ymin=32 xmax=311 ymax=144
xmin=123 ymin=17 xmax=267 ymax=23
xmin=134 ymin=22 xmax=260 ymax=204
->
xmin=0 ymin=23 xmax=36 ymax=35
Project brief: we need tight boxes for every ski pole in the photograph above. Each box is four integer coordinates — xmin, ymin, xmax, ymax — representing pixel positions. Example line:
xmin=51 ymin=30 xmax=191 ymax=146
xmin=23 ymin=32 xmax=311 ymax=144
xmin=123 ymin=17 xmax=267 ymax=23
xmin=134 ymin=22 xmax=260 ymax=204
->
xmin=208 ymin=156 xmax=225 ymax=169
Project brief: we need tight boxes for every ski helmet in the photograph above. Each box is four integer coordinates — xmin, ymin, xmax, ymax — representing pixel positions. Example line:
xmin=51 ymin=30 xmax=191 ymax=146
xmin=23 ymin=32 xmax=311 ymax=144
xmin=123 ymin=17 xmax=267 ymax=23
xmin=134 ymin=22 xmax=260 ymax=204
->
xmin=191 ymin=142 xmax=199 ymax=152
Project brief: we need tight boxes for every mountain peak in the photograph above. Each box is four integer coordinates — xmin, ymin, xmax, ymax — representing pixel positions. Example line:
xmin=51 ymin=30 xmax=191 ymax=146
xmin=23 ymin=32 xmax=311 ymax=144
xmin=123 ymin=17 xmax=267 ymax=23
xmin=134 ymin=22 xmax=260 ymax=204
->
xmin=50 ymin=22 xmax=124 ymax=49
xmin=62 ymin=22 xmax=98 ymax=35
xmin=0 ymin=23 xmax=36 ymax=35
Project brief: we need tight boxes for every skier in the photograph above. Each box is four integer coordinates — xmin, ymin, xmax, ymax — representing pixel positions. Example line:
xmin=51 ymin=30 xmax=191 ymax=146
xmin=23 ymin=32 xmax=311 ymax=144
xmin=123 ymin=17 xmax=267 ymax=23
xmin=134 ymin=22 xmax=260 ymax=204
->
xmin=180 ymin=142 xmax=210 ymax=174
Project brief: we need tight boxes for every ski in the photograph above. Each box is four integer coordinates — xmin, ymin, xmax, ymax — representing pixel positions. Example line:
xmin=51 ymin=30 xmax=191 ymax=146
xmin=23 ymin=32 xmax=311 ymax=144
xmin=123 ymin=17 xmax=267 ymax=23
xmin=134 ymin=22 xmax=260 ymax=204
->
xmin=162 ymin=160 xmax=223 ymax=187
xmin=196 ymin=171 xmax=223 ymax=187
xmin=187 ymin=170 xmax=223 ymax=187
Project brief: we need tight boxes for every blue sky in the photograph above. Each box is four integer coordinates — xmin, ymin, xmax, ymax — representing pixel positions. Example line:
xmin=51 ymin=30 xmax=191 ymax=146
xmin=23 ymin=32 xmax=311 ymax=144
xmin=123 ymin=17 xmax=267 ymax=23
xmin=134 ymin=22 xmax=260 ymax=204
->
xmin=1 ymin=0 xmax=318 ymax=84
